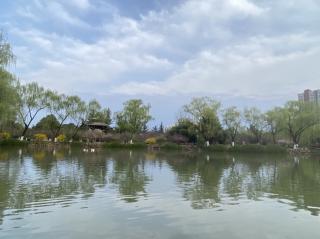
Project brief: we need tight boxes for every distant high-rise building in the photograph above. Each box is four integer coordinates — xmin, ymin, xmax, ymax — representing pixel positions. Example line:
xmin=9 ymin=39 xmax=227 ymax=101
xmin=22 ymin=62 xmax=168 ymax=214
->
xmin=314 ymin=89 xmax=320 ymax=103
xmin=298 ymin=89 xmax=320 ymax=103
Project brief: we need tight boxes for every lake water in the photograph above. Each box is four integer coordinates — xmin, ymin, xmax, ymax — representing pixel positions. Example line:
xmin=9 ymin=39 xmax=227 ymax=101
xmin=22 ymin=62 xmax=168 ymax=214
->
xmin=0 ymin=148 xmax=320 ymax=239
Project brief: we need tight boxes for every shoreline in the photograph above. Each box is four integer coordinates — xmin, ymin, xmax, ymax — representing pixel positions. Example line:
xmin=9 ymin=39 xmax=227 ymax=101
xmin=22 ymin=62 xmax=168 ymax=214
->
xmin=1 ymin=139 xmax=313 ymax=155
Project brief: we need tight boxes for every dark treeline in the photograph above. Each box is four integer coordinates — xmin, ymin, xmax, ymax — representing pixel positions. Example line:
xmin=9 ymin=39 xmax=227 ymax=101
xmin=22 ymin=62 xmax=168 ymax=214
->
xmin=1 ymin=32 xmax=320 ymax=147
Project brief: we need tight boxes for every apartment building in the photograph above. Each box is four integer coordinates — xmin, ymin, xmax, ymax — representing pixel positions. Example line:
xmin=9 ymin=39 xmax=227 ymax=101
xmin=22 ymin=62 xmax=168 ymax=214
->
xmin=298 ymin=89 xmax=320 ymax=103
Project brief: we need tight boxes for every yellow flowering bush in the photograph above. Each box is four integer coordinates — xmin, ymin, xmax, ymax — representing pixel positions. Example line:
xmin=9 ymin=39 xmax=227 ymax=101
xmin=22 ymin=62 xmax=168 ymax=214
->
xmin=145 ymin=137 xmax=157 ymax=145
xmin=56 ymin=134 xmax=66 ymax=143
xmin=0 ymin=132 xmax=11 ymax=140
xmin=34 ymin=133 xmax=48 ymax=141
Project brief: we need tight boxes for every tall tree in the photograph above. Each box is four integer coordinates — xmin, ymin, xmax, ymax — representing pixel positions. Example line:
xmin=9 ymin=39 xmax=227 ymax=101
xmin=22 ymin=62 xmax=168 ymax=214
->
xmin=222 ymin=106 xmax=242 ymax=144
xmin=183 ymin=97 xmax=223 ymax=144
xmin=159 ymin=122 xmax=164 ymax=133
xmin=0 ymin=32 xmax=15 ymax=67
xmin=265 ymin=107 xmax=284 ymax=144
xmin=34 ymin=114 xmax=60 ymax=138
xmin=0 ymin=71 xmax=17 ymax=130
xmin=70 ymin=99 xmax=87 ymax=139
xmin=87 ymin=99 xmax=112 ymax=125
xmin=48 ymin=93 xmax=83 ymax=137
xmin=281 ymin=101 xmax=320 ymax=145
xmin=168 ymin=118 xmax=198 ymax=143
xmin=115 ymin=99 xmax=152 ymax=137
xmin=17 ymin=82 xmax=49 ymax=137
xmin=244 ymin=107 xmax=266 ymax=143
xmin=183 ymin=97 xmax=221 ymax=124
xmin=0 ymin=32 xmax=17 ymax=130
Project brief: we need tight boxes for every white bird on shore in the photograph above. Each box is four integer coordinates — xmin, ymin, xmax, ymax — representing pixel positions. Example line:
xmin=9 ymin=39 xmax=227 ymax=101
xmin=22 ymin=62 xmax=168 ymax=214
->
xmin=91 ymin=148 xmax=95 ymax=153
xmin=83 ymin=148 xmax=89 ymax=152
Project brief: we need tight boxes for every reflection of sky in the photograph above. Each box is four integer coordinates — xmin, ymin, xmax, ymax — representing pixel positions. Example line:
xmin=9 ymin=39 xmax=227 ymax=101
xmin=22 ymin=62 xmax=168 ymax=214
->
xmin=1 ymin=151 xmax=320 ymax=238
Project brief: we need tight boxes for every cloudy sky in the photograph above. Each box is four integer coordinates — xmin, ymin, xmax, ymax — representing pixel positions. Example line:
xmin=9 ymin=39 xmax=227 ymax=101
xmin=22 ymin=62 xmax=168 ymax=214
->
xmin=1 ymin=0 xmax=320 ymax=125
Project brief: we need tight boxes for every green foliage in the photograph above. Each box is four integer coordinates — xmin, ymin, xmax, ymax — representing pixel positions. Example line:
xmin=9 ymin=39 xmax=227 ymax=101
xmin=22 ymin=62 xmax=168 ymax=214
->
xmin=115 ymin=99 xmax=152 ymax=135
xmin=0 ymin=139 xmax=28 ymax=147
xmin=229 ymin=144 xmax=287 ymax=154
xmin=206 ymin=144 xmax=229 ymax=152
xmin=104 ymin=142 xmax=147 ymax=149
xmin=265 ymin=107 xmax=284 ymax=144
xmin=244 ymin=107 xmax=266 ymax=143
xmin=17 ymin=82 xmax=50 ymax=136
xmin=264 ymin=144 xmax=287 ymax=153
xmin=87 ymin=99 xmax=112 ymax=125
xmin=183 ymin=97 xmax=221 ymax=123
xmin=182 ymin=97 xmax=225 ymax=144
xmin=168 ymin=118 xmax=197 ymax=143
xmin=160 ymin=142 xmax=182 ymax=150
xmin=34 ymin=114 xmax=60 ymax=137
xmin=0 ymin=33 xmax=17 ymax=129
xmin=0 ymin=32 xmax=15 ymax=68
xmin=48 ymin=93 xmax=84 ymax=136
xmin=281 ymin=101 xmax=320 ymax=144
xmin=223 ymin=106 xmax=242 ymax=143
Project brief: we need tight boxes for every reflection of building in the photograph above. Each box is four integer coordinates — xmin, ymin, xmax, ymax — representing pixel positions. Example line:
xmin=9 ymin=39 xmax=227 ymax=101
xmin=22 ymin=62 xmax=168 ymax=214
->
xmin=298 ymin=89 xmax=320 ymax=103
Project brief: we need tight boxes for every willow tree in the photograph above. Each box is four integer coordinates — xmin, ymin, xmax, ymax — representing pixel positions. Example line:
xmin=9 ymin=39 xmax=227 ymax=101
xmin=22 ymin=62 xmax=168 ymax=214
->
xmin=222 ymin=106 xmax=242 ymax=144
xmin=0 ymin=32 xmax=17 ymax=130
xmin=70 ymin=99 xmax=87 ymax=139
xmin=115 ymin=99 xmax=152 ymax=138
xmin=281 ymin=101 xmax=320 ymax=145
xmin=0 ymin=32 xmax=15 ymax=67
xmin=244 ymin=107 xmax=266 ymax=143
xmin=17 ymin=82 xmax=49 ymax=137
xmin=265 ymin=107 xmax=284 ymax=144
xmin=48 ymin=93 xmax=84 ymax=137
xmin=183 ymin=97 xmax=223 ymax=144
xmin=0 ymin=71 xmax=17 ymax=130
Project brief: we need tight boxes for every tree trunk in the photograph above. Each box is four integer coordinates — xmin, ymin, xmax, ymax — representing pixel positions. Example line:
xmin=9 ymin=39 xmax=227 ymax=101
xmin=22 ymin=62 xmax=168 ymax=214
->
xmin=21 ymin=123 xmax=30 ymax=137
xmin=54 ymin=123 xmax=63 ymax=138
xmin=71 ymin=124 xmax=82 ymax=139
xmin=272 ymin=133 xmax=277 ymax=144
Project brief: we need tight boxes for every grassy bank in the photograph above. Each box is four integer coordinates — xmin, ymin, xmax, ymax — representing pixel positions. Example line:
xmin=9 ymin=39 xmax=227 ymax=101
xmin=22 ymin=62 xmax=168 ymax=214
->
xmin=0 ymin=139 xmax=28 ymax=147
xmin=0 ymin=139 xmax=288 ymax=154
xmin=204 ymin=144 xmax=287 ymax=154
xmin=104 ymin=142 xmax=147 ymax=149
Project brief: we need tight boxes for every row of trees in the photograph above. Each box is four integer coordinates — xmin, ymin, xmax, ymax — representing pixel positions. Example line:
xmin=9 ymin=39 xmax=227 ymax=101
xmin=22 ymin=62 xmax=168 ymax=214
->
xmin=2 ymin=80 xmax=153 ymax=139
xmin=169 ymin=97 xmax=320 ymax=146
xmin=1 ymin=31 xmax=320 ymax=145
xmin=1 ymin=32 xmax=153 ymax=140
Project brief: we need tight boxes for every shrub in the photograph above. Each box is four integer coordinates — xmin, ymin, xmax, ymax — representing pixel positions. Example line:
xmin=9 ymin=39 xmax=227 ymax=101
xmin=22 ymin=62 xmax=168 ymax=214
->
xmin=104 ymin=142 xmax=123 ymax=148
xmin=34 ymin=133 xmax=48 ymax=142
xmin=160 ymin=142 xmax=182 ymax=150
xmin=56 ymin=134 xmax=66 ymax=143
xmin=0 ymin=139 xmax=28 ymax=147
xmin=207 ymin=144 xmax=228 ymax=152
xmin=145 ymin=137 xmax=157 ymax=145
xmin=0 ymin=132 xmax=11 ymax=140
xmin=229 ymin=144 xmax=287 ymax=154
xmin=104 ymin=142 xmax=147 ymax=149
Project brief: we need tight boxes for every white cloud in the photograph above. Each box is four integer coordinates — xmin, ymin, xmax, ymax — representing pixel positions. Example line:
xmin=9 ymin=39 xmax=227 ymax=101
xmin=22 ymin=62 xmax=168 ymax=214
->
xmin=6 ymin=0 xmax=320 ymax=101
xmin=68 ymin=0 xmax=91 ymax=10
xmin=113 ymin=34 xmax=320 ymax=98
